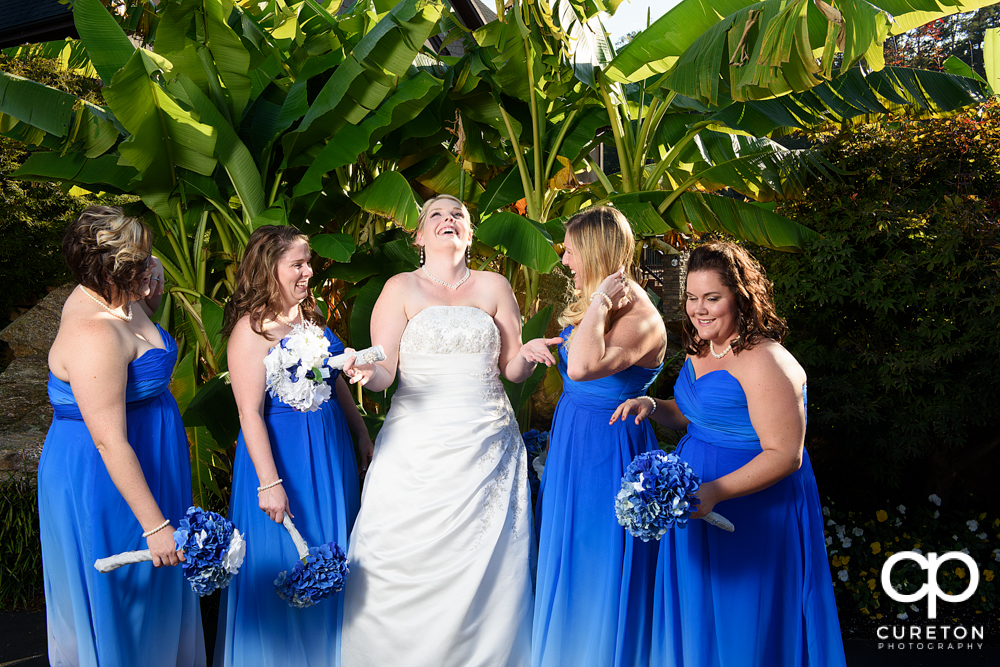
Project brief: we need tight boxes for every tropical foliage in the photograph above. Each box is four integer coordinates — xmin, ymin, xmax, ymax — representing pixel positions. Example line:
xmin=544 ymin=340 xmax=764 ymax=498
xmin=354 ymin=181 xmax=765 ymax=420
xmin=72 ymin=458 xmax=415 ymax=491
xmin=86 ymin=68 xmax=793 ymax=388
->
xmin=1 ymin=0 xmax=995 ymax=507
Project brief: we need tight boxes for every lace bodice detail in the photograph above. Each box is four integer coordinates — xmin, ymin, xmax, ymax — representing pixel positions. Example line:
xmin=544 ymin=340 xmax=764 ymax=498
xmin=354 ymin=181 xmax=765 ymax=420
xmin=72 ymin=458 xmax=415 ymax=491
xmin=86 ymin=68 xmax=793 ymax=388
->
xmin=399 ymin=306 xmax=500 ymax=358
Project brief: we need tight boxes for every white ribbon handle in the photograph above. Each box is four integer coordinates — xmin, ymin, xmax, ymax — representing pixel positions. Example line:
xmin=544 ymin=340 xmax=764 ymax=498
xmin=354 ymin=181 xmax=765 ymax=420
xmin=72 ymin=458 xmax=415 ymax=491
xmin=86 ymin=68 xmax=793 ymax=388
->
xmin=328 ymin=345 xmax=385 ymax=370
xmin=282 ymin=514 xmax=310 ymax=560
xmin=702 ymin=511 xmax=735 ymax=532
xmin=94 ymin=550 xmax=153 ymax=572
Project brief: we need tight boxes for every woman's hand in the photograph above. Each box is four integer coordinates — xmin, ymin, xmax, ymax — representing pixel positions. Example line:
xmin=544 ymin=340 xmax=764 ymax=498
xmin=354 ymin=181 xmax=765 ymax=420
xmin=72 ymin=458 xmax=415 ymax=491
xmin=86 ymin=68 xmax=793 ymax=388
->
xmin=689 ymin=480 xmax=721 ymax=520
xmin=342 ymin=349 xmax=378 ymax=386
xmin=147 ymin=255 xmax=165 ymax=297
xmin=259 ymin=482 xmax=292 ymax=524
xmin=517 ymin=337 xmax=564 ymax=367
xmin=610 ymin=397 xmax=654 ymax=425
xmin=147 ymin=525 xmax=185 ymax=567
xmin=357 ymin=433 xmax=374 ymax=479
xmin=594 ymin=267 xmax=629 ymax=309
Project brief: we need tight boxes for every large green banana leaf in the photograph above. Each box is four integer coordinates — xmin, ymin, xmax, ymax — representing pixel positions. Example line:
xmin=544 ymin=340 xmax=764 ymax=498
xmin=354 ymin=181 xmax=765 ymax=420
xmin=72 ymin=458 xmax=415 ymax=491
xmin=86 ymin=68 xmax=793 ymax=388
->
xmin=476 ymin=211 xmax=561 ymax=272
xmin=12 ymin=151 xmax=136 ymax=192
xmin=72 ymin=0 xmax=136 ymax=85
xmin=1 ymin=39 xmax=97 ymax=77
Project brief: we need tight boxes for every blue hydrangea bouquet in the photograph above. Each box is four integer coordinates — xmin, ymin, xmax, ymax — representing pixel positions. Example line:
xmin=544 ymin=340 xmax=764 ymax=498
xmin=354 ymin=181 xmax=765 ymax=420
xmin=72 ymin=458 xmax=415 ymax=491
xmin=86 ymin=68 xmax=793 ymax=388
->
xmin=94 ymin=506 xmax=246 ymax=597
xmin=615 ymin=451 xmax=734 ymax=541
xmin=274 ymin=514 xmax=349 ymax=609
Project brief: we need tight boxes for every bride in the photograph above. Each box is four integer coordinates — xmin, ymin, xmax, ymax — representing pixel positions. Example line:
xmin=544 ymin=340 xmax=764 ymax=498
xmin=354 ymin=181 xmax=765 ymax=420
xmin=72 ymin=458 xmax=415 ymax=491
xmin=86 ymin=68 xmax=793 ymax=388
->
xmin=340 ymin=195 xmax=560 ymax=666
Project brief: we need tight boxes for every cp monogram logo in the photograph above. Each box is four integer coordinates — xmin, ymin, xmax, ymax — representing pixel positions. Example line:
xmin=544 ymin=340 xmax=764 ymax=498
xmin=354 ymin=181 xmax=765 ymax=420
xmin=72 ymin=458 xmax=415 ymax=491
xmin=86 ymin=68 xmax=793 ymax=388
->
xmin=881 ymin=551 xmax=980 ymax=619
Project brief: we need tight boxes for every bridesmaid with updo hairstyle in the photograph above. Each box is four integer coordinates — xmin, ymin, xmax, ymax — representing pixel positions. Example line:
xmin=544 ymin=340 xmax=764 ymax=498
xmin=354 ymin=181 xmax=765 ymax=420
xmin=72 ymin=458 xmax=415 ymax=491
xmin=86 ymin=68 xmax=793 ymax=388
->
xmin=40 ymin=205 xmax=206 ymax=666
xmin=215 ymin=225 xmax=372 ymax=667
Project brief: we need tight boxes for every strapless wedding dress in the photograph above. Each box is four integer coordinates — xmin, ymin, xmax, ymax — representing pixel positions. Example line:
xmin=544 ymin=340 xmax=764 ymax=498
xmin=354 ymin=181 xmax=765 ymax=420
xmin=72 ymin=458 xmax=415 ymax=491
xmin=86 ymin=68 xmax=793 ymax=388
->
xmin=341 ymin=305 xmax=534 ymax=667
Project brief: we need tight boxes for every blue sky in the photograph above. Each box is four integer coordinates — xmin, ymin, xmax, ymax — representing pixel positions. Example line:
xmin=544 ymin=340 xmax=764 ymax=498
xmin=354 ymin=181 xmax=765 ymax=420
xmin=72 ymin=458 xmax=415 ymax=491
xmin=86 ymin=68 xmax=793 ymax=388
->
xmin=600 ymin=0 xmax=683 ymax=42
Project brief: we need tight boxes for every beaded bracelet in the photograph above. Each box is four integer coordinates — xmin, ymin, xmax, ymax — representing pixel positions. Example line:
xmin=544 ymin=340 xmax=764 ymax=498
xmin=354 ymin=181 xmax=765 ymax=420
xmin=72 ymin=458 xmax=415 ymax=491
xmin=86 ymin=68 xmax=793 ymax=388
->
xmin=257 ymin=478 xmax=283 ymax=493
xmin=142 ymin=519 xmax=171 ymax=538
xmin=641 ymin=395 xmax=657 ymax=414
xmin=590 ymin=291 xmax=613 ymax=309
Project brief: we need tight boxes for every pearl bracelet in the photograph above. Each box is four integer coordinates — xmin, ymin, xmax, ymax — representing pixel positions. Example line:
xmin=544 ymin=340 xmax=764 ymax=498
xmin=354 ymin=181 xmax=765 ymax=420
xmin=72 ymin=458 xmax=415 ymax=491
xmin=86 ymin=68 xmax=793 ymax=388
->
xmin=641 ymin=395 xmax=657 ymax=414
xmin=590 ymin=291 xmax=613 ymax=309
xmin=142 ymin=519 xmax=171 ymax=538
xmin=257 ymin=478 xmax=283 ymax=493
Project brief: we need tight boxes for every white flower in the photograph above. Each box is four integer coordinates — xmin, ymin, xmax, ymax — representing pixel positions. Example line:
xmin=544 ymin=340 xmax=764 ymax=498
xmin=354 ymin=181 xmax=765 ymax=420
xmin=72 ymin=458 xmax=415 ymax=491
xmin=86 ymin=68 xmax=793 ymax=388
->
xmin=933 ymin=510 xmax=940 ymax=519
xmin=897 ymin=612 xmax=908 ymax=620
xmin=928 ymin=494 xmax=942 ymax=506
xmin=967 ymin=520 xmax=979 ymax=532
xmin=897 ymin=504 xmax=906 ymax=514
xmin=910 ymin=604 xmax=920 ymax=612
xmin=224 ymin=529 xmax=246 ymax=574
xmin=841 ymin=537 xmax=853 ymax=548
xmin=853 ymin=527 xmax=864 ymax=537
xmin=838 ymin=569 xmax=849 ymax=581
xmin=961 ymin=548 xmax=970 ymax=555
xmin=195 ymin=529 xmax=208 ymax=549
xmin=823 ymin=506 xmax=831 ymax=517
xmin=913 ymin=548 xmax=922 ymax=555
xmin=532 ymin=448 xmax=547 ymax=479
xmin=953 ymin=535 xmax=959 ymax=541
xmin=893 ymin=518 xmax=902 ymax=527
xmin=263 ymin=323 xmax=335 ymax=412
xmin=993 ymin=548 xmax=1000 ymax=563
xmin=825 ymin=536 xmax=833 ymax=546
xmin=836 ymin=525 xmax=846 ymax=538
xmin=827 ymin=519 xmax=837 ymax=526
xmin=978 ymin=532 xmax=988 ymax=541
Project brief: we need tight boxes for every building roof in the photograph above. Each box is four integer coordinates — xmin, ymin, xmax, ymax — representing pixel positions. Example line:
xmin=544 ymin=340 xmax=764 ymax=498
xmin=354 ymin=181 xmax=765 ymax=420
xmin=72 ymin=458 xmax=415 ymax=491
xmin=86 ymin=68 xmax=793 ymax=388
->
xmin=0 ymin=0 xmax=78 ymax=50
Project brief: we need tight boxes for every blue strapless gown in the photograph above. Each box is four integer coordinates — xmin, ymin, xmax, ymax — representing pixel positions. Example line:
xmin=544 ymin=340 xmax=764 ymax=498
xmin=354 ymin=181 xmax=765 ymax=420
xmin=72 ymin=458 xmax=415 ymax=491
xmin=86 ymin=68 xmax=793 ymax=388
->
xmin=38 ymin=325 xmax=205 ymax=667
xmin=532 ymin=326 xmax=661 ymax=667
xmin=652 ymin=359 xmax=846 ymax=667
xmin=215 ymin=328 xmax=360 ymax=667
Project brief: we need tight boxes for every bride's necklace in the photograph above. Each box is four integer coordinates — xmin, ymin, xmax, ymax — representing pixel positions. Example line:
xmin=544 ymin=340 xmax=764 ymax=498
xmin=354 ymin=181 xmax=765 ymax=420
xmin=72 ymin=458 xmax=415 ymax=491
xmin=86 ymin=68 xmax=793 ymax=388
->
xmin=709 ymin=336 xmax=739 ymax=359
xmin=274 ymin=304 xmax=302 ymax=328
xmin=421 ymin=265 xmax=470 ymax=291
xmin=80 ymin=286 xmax=132 ymax=322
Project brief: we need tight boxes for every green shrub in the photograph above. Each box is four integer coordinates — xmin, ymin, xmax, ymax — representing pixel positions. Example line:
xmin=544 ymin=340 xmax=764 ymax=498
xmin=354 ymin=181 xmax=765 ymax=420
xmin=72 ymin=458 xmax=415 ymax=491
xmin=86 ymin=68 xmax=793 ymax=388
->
xmin=0 ymin=475 xmax=43 ymax=611
xmin=757 ymin=102 xmax=1000 ymax=500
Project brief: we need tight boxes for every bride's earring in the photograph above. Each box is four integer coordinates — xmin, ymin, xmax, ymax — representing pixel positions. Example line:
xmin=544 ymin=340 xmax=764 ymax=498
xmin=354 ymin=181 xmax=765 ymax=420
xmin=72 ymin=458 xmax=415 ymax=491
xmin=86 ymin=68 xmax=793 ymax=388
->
xmin=419 ymin=245 xmax=425 ymax=267
xmin=465 ymin=245 xmax=471 ymax=267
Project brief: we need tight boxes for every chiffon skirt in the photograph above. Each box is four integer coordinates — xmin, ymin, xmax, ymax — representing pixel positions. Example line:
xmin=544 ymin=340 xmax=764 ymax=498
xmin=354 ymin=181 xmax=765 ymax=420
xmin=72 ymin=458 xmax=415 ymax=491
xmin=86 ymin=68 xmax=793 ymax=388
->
xmin=532 ymin=393 xmax=658 ymax=667
xmin=652 ymin=440 xmax=846 ymax=667
xmin=214 ymin=398 xmax=360 ymax=667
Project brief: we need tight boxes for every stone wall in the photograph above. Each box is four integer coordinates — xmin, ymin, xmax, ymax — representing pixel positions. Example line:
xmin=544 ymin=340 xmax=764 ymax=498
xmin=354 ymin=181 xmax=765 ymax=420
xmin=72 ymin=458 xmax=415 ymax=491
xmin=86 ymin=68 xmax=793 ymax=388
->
xmin=0 ymin=284 xmax=73 ymax=480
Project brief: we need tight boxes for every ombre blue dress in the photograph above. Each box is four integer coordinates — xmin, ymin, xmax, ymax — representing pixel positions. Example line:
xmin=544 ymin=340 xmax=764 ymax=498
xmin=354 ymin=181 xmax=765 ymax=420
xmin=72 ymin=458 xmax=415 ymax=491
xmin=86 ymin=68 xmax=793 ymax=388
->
xmin=38 ymin=324 xmax=205 ymax=667
xmin=652 ymin=359 xmax=846 ymax=667
xmin=532 ymin=326 xmax=661 ymax=667
xmin=215 ymin=328 xmax=360 ymax=667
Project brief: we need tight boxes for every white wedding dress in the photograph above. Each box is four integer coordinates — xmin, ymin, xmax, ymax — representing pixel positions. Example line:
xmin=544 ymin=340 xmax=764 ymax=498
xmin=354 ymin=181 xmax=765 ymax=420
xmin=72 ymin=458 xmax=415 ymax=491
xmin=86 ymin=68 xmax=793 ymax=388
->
xmin=341 ymin=306 xmax=534 ymax=667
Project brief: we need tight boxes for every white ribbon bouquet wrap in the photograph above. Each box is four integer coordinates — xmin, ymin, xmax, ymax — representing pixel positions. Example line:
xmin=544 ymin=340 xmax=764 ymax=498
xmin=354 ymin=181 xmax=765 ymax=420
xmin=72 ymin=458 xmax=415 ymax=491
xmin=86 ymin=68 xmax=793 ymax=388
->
xmin=263 ymin=320 xmax=385 ymax=412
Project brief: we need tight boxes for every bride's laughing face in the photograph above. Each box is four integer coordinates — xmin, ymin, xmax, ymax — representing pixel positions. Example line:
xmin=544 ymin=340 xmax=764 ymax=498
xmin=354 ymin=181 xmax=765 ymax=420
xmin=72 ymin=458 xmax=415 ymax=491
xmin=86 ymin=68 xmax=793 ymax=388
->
xmin=276 ymin=239 xmax=313 ymax=308
xmin=416 ymin=200 xmax=471 ymax=255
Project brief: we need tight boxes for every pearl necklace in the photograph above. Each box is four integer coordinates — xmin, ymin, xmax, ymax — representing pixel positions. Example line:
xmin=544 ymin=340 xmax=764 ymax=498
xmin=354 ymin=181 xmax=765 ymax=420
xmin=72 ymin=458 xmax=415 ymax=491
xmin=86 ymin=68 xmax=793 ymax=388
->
xmin=274 ymin=304 xmax=302 ymax=328
xmin=80 ymin=286 xmax=132 ymax=322
xmin=709 ymin=336 xmax=738 ymax=359
xmin=421 ymin=266 xmax=470 ymax=291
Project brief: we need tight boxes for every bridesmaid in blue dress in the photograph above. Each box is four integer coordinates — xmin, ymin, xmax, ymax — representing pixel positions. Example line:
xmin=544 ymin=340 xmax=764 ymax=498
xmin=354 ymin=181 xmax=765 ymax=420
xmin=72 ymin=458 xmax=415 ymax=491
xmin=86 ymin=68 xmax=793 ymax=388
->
xmin=533 ymin=206 xmax=667 ymax=667
xmin=613 ymin=241 xmax=846 ymax=667
xmin=215 ymin=225 xmax=372 ymax=667
xmin=39 ymin=206 xmax=205 ymax=666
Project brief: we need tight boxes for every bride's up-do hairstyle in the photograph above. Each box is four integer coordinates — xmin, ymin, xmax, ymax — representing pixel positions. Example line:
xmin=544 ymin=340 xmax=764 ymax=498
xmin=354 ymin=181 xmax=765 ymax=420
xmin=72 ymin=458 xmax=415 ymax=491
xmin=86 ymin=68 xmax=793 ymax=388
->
xmin=681 ymin=240 xmax=788 ymax=356
xmin=62 ymin=205 xmax=153 ymax=304
xmin=222 ymin=225 xmax=324 ymax=339
xmin=557 ymin=206 xmax=636 ymax=330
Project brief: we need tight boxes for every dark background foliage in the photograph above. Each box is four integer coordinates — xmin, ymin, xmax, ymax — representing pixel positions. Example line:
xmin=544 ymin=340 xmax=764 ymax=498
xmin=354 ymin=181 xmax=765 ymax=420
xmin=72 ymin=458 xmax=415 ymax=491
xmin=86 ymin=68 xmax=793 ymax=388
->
xmin=756 ymin=101 xmax=1000 ymax=509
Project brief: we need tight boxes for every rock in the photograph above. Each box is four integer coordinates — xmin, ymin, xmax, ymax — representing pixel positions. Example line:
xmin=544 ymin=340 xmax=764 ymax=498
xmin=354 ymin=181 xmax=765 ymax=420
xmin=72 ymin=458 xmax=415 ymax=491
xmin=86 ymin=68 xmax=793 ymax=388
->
xmin=0 ymin=283 xmax=73 ymax=358
xmin=0 ymin=284 xmax=72 ymax=482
